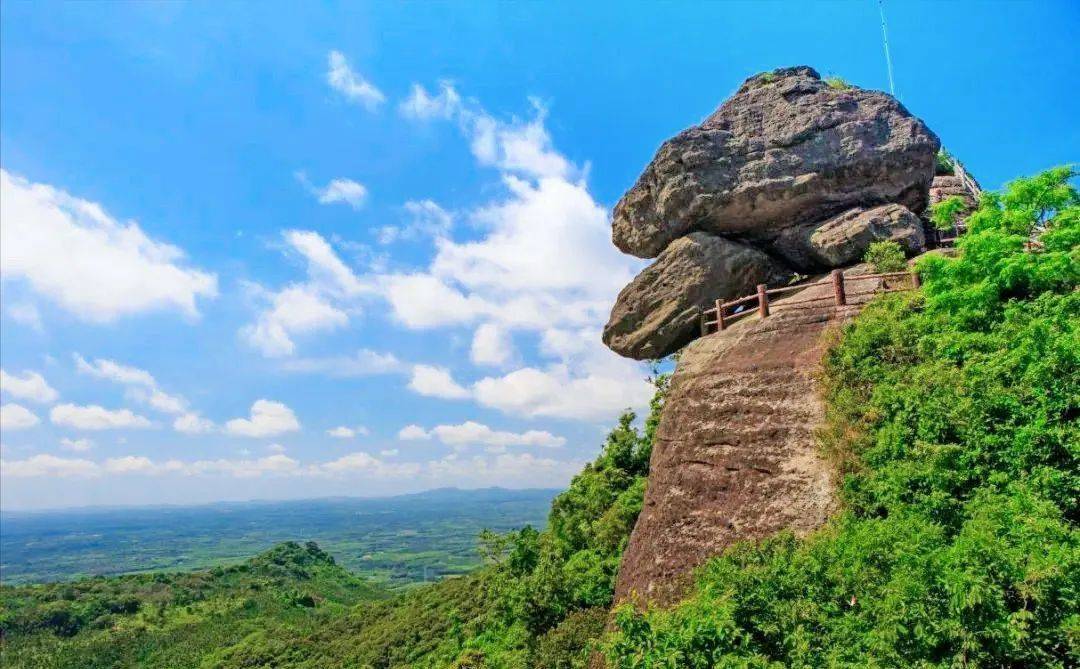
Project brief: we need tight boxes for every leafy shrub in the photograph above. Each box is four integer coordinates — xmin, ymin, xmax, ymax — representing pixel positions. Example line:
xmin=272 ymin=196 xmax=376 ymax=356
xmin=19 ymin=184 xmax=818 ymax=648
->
xmin=936 ymin=149 xmax=956 ymax=175
xmin=863 ymin=239 xmax=907 ymax=272
xmin=930 ymin=194 xmax=970 ymax=231
xmin=825 ymin=76 xmax=851 ymax=90
xmin=606 ymin=166 xmax=1079 ymax=668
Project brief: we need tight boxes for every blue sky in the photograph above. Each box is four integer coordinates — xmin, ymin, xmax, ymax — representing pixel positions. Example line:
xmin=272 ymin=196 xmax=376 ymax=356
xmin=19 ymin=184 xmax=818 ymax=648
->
xmin=1 ymin=1 xmax=1077 ymax=510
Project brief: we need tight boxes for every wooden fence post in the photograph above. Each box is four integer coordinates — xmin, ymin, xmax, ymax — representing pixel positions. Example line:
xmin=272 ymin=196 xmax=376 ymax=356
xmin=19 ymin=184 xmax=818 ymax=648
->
xmin=832 ymin=269 xmax=846 ymax=306
xmin=716 ymin=299 xmax=726 ymax=331
xmin=910 ymin=270 xmax=921 ymax=289
xmin=757 ymin=284 xmax=769 ymax=318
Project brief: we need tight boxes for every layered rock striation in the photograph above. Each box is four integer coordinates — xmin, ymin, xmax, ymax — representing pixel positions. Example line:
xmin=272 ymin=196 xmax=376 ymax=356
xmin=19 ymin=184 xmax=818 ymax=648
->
xmin=602 ymin=66 xmax=940 ymax=360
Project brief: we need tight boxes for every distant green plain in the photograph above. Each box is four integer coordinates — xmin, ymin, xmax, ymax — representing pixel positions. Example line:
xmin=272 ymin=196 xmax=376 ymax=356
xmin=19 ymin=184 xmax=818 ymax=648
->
xmin=0 ymin=487 xmax=557 ymax=588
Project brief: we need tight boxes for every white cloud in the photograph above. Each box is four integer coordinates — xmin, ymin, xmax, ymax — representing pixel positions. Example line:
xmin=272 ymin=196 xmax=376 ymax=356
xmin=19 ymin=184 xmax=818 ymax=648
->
xmin=316 ymin=451 xmax=421 ymax=477
xmin=74 ymin=355 xmax=155 ymax=386
xmin=241 ymin=231 xmax=370 ymax=358
xmin=408 ymin=364 xmax=470 ymax=400
xmin=1 ymin=403 xmax=40 ymax=430
xmin=241 ymin=285 xmax=348 ymax=357
xmin=74 ymin=355 xmax=189 ymax=416
xmin=174 ymin=413 xmax=215 ymax=434
xmin=50 ymin=403 xmax=153 ymax=430
xmin=1 ymin=450 xmax=584 ymax=489
xmin=185 ymin=454 xmax=301 ymax=478
xmin=60 ymin=437 xmax=93 ymax=452
xmin=470 ymin=323 xmax=514 ymax=367
xmin=377 ymin=199 xmax=453 ymax=245
xmin=397 ymin=424 xmax=430 ymax=441
xmin=104 ymin=455 xmax=159 ymax=474
xmin=376 ymin=88 xmax=653 ymax=422
xmin=327 ymin=426 xmax=363 ymax=439
xmin=267 ymin=444 xmax=286 ymax=454
xmin=1 ymin=454 xmax=99 ymax=478
xmin=379 ymin=448 xmax=399 ymax=457
xmin=297 ymin=173 xmax=368 ymax=211
xmin=6 ymin=302 xmax=43 ymax=331
xmin=326 ymin=50 xmax=385 ymax=110
xmin=225 ymin=400 xmax=300 ymax=438
xmin=405 ymin=421 xmax=565 ymax=451
xmin=399 ymin=82 xmax=463 ymax=120
xmin=0 ymin=170 xmax=217 ymax=322
xmin=284 ymin=230 xmax=370 ymax=298
xmin=281 ymin=349 xmax=403 ymax=377
xmin=472 ymin=360 xmax=651 ymax=421
xmin=0 ymin=369 xmax=59 ymax=404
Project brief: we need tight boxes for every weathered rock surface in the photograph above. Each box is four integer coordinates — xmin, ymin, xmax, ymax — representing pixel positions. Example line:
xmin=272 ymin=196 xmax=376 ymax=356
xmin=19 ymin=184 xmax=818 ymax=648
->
xmin=612 ymin=66 xmax=940 ymax=259
xmin=929 ymin=174 xmax=978 ymax=210
xmin=613 ymin=272 xmax=890 ymax=607
xmin=602 ymin=232 xmax=791 ymax=360
xmin=773 ymin=203 xmax=925 ymax=269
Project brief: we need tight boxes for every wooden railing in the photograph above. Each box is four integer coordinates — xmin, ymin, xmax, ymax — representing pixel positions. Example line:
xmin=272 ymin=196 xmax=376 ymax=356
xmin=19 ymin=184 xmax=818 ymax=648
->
xmin=700 ymin=269 xmax=921 ymax=335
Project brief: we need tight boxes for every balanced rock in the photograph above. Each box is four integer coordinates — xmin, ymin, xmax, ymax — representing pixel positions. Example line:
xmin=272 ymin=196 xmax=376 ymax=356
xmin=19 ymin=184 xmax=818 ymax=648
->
xmin=612 ymin=66 xmax=940 ymax=258
xmin=602 ymin=232 xmax=791 ymax=360
xmin=773 ymin=203 xmax=926 ymax=269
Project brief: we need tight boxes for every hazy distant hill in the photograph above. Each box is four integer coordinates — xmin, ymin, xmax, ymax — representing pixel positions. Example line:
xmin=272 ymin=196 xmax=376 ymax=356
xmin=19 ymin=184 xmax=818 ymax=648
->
xmin=0 ymin=487 xmax=558 ymax=587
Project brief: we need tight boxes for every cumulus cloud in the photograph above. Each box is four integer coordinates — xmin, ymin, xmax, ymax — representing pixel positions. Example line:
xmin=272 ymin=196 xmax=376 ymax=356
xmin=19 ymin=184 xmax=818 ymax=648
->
xmin=402 ymin=421 xmax=564 ymax=451
xmin=241 ymin=230 xmax=371 ymax=357
xmin=74 ymin=354 xmax=191 ymax=419
xmin=296 ymin=172 xmax=368 ymax=210
xmin=326 ymin=425 xmax=369 ymax=439
xmin=60 ymin=437 xmax=93 ymax=452
xmin=397 ymin=424 xmax=430 ymax=441
xmin=381 ymin=86 xmax=653 ymax=421
xmin=408 ymin=365 xmax=470 ymax=400
xmin=1 ymin=451 xmax=583 ymax=489
xmin=1 ymin=403 xmax=40 ymax=430
xmin=241 ymin=285 xmax=348 ymax=357
xmin=326 ymin=50 xmax=385 ymax=110
xmin=470 ymin=323 xmax=514 ymax=366
xmin=1 ymin=454 xmax=99 ymax=478
xmin=224 ymin=400 xmax=301 ymax=438
xmin=174 ymin=413 xmax=215 ymax=434
xmin=0 ymin=170 xmax=217 ymax=322
xmin=50 ymin=404 xmax=153 ymax=430
xmin=0 ymin=369 xmax=59 ymax=403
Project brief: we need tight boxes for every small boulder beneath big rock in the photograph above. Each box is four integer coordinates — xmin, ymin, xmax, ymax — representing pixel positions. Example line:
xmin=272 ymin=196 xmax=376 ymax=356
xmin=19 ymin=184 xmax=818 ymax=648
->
xmin=773 ymin=203 xmax=926 ymax=269
xmin=602 ymin=232 xmax=792 ymax=360
xmin=611 ymin=66 xmax=940 ymax=259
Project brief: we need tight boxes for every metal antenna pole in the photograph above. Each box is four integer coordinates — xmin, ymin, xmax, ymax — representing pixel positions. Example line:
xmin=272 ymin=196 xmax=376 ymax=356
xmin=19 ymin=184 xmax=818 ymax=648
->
xmin=879 ymin=0 xmax=897 ymax=98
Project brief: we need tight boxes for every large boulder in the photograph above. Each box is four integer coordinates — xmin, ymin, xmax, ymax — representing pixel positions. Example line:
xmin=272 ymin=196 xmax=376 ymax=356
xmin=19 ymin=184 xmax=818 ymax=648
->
xmin=602 ymin=232 xmax=792 ymax=360
xmin=612 ymin=66 xmax=940 ymax=258
xmin=773 ymin=203 xmax=926 ymax=269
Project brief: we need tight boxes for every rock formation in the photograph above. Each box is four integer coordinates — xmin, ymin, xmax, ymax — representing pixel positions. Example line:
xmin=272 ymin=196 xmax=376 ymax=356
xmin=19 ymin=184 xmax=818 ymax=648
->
xmin=603 ymin=66 xmax=940 ymax=360
xmin=602 ymin=66 xmax=945 ymax=608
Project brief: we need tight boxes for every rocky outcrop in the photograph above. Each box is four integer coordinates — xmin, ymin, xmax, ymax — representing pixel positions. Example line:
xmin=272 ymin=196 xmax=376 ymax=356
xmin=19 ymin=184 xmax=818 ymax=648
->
xmin=774 ymin=203 xmax=925 ymax=268
xmin=602 ymin=233 xmax=792 ymax=360
xmin=612 ymin=66 xmax=940 ymax=259
xmin=602 ymin=67 xmax=939 ymax=361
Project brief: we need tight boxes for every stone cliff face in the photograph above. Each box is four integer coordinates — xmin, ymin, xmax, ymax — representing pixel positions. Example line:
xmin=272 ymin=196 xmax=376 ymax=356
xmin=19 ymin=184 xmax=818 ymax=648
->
xmin=613 ymin=274 xmax=881 ymax=606
xmin=602 ymin=66 xmax=947 ymax=608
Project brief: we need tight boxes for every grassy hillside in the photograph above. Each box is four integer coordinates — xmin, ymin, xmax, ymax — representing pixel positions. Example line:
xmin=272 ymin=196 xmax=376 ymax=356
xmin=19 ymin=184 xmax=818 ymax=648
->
xmin=0 ymin=541 xmax=385 ymax=668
